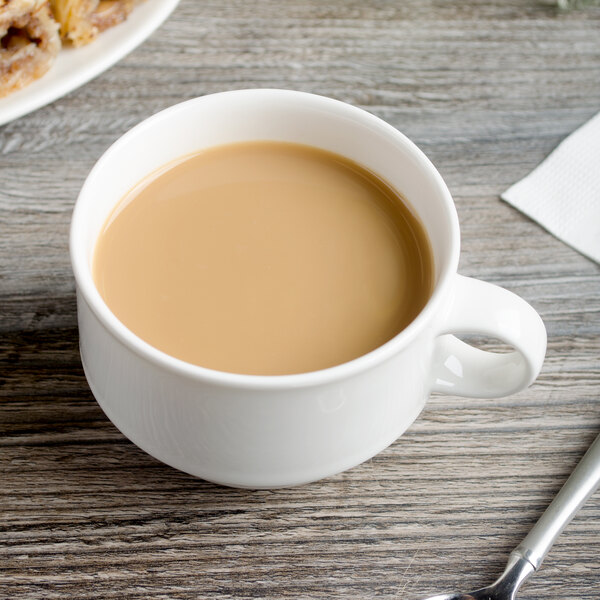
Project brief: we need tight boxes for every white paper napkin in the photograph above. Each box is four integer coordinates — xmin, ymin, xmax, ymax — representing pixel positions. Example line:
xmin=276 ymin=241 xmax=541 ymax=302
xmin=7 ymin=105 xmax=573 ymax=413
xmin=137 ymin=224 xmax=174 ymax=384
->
xmin=501 ymin=111 xmax=600 ymax=264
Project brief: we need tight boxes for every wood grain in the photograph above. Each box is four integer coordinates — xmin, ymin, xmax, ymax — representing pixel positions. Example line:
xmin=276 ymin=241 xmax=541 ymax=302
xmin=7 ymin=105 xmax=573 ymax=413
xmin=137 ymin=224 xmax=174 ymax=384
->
xmin=1 ymin=1 xmax=600 ymax=598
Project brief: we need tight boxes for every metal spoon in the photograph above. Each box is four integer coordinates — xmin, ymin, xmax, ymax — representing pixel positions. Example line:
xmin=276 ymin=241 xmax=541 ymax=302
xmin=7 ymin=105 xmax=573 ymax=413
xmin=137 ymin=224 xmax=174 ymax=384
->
xmin=419 ymin=432 xmax=600 ymax=600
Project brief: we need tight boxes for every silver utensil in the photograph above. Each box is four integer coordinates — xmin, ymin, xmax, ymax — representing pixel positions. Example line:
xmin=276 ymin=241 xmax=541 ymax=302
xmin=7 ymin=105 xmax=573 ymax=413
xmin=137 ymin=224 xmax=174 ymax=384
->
xmin=420 ymin=432 xmax=600 ymax=600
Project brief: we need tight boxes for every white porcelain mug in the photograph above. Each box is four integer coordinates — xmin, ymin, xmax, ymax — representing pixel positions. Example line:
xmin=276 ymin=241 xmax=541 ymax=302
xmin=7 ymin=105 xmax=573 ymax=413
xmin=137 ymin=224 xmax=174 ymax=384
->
xmin=70 ymin=89 xmax=547 ymax=488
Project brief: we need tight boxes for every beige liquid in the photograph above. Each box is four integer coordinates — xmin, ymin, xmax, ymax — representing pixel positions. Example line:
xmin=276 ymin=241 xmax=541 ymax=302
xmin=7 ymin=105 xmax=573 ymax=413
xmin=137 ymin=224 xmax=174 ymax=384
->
xmin=93 ymin=141 xmax=434 ymax=375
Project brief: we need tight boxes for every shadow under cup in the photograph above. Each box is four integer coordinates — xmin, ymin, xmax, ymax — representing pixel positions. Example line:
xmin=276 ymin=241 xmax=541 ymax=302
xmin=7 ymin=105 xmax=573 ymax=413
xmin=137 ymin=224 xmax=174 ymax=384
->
xmin=70 ymin=90 xmax=465 ymax=488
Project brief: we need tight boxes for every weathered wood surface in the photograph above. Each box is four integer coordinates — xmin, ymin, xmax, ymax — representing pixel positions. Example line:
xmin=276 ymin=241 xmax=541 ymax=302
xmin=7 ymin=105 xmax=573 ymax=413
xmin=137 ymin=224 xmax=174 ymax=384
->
xmin=1 ymin=1 xmax=600 ymax=598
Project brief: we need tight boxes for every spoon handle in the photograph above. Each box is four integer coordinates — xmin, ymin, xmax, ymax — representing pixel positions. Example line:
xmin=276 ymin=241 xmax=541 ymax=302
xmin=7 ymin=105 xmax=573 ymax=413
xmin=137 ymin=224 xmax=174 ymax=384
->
xmin=514 ymin=431 xmax=600 ymax=570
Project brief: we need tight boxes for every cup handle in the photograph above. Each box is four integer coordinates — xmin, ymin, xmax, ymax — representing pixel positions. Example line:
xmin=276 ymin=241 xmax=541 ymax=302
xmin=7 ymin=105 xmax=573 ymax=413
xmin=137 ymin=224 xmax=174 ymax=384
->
xmin=431 ymin=274 xmax=547 ymax=398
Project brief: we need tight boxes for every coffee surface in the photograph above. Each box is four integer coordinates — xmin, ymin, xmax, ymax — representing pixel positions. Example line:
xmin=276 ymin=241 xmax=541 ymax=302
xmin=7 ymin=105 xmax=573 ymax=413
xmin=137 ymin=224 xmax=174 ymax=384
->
xmin=93 ymin=141 xmax=433 ymax=375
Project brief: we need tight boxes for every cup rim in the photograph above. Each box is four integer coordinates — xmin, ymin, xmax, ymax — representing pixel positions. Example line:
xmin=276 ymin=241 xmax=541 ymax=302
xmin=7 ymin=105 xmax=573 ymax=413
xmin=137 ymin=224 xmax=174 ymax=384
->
xmin=70 ymin=89 xmax=460 ymax=390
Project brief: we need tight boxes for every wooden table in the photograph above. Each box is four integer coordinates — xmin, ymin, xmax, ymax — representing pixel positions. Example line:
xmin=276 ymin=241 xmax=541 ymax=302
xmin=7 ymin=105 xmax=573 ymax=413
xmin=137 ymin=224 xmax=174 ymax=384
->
xmin=2 ymin=1 xmax=600 ymax=598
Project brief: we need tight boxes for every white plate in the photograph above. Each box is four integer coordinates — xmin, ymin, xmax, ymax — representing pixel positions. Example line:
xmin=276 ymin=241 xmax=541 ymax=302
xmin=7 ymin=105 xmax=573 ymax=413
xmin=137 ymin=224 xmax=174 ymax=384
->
xmin=0 ymin=0 xmax=180 ymax=126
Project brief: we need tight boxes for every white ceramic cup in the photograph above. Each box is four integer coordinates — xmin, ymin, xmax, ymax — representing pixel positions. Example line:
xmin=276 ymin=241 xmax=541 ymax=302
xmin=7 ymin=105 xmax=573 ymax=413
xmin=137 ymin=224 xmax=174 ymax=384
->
xmin=70 ymin=89 xmax=547 ymax=488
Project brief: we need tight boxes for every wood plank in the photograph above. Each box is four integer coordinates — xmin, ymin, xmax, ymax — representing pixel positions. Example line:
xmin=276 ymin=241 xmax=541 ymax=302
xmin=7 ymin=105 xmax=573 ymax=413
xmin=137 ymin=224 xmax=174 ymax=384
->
xmin=1 ymin=0 xmax=600 ymax=598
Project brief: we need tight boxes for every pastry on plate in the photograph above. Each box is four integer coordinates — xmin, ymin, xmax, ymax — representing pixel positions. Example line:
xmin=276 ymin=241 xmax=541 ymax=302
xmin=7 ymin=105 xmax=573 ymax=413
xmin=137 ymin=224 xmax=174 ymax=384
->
xmin=0 ymin=0 xmax=61 ymax=97
xmin=51 ymin=0 xmax=139 ymax=46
